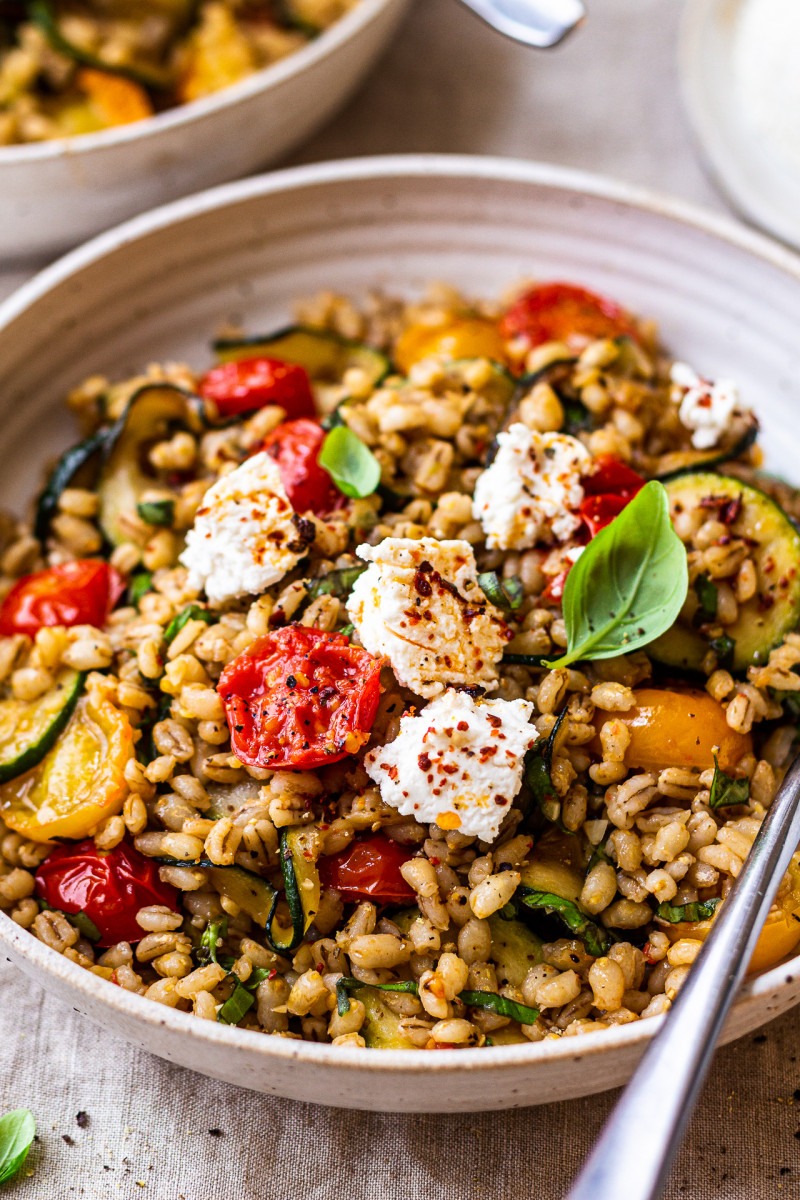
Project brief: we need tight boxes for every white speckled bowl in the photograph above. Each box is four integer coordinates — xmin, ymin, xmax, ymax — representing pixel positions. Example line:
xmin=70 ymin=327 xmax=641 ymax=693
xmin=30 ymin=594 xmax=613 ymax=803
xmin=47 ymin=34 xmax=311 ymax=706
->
xmin=2 ymin=156 xmax=800 ymax=1111
xmin=0 ymin=0 xmax=409 ymax=263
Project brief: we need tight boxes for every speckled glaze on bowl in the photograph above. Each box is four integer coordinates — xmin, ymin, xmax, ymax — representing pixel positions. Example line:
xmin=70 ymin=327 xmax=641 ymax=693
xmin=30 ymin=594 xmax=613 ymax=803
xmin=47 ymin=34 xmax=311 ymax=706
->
xmin=1 ymin=156 xmax=800 ymax=1111
xmin=0 ymin=0 xmax=409 ymax=263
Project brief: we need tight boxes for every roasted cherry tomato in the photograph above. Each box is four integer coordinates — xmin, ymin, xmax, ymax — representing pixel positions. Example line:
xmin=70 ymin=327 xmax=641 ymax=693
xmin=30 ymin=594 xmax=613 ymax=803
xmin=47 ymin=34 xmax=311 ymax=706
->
xmin=579 ymin=458 xmax=645 ymax=537
xmin=500 ymin=282 xmax=639 ymax=350
xmin=198 ymin=357 xmax=316 ymax=420
xmin=217 ymin=626 xmax=382 ymax=770
xmin=260 ymin=418 xmax=341 ymax=515
xmin=319 ymin=834 xmax=415 ymax=903
xmin=35 ymin=837 xmax=178 ymax=946
xmin=0 ymin=560 xmax=125 ymax=639
xmin=394 ymin=316 xmax=506 ymax=374
xmin=0 ymin=677 xmax=134 ymax=843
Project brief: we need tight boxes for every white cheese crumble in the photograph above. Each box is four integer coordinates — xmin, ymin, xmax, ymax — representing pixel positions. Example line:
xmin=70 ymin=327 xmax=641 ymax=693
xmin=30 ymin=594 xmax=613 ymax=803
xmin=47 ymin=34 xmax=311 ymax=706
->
xmin=670 ymin=362 xmax=741 ymax=451
xmin=472 ymin=424 xmax=591 ymax=551
xmin=179 ymin=451 xmax=309 ymax=604
xmin=364 ymin=689 xmax=536 ymax=843
xmin=346 ymin=536 xmax=510 ymax=698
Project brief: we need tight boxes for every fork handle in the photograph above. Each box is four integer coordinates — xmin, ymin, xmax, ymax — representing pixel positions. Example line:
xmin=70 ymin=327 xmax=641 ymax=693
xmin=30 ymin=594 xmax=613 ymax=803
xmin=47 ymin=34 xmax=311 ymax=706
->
xmin=564 ymin=753 xmax=800 ymax=1200
xmin=456 ymin=0 xmax=585 ymax=48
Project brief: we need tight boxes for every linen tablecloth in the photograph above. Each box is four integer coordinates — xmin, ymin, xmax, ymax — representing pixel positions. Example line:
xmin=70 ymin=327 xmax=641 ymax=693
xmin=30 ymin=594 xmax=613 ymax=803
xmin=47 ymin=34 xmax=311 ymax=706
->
xmin=3 ymin=2 xmax=798 ymax=1196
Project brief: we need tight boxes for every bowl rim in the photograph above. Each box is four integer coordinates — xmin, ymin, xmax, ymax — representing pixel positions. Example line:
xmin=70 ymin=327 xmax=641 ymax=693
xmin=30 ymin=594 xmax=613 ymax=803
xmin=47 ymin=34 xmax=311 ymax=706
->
xmin=2 ymin=151 xmax=800 ymax=1075
xmin=0 ymin=0 xmax=401 ymax=163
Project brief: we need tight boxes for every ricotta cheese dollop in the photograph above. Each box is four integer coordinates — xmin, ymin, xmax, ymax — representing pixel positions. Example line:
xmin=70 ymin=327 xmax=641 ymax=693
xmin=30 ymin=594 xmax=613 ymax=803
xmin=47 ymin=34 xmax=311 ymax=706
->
xmin=179 ymin=451 xmax=310 ymax=605
xmin=364 ymin=688 xmax=536 ymax=843
xmin=346 ymin=536 xmax=511 ymax=698
xmin=670 ymin=362 xmax=742 ymax=451
xmin=472 ymin=424 xmax=591 ymax=551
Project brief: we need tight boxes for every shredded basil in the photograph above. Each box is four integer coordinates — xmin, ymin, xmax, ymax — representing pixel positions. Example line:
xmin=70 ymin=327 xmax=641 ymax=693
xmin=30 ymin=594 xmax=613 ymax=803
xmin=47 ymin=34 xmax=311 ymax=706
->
xmin=477 ymin=572 xmax=524 ymax=612
xmin=708 ymin=753 xmax=750 ymax=810
xmin=127 ymin=570 xmax=153 ymax=610
xmin=545 ymin=481 xmax=688 ymax=669
xmin=318 ymin=426 xmax=381 ymax=499
xmin=562 ymin=398 xmax=593 ymax=436
xmin=525 ymin=708 xmax=569 ymax=828
xmin=338 ymin=623 xmax=355 ymax=638
xmin=693 ymin=573 xmax=718 ymax=625
xmin=709 ymin=632 xmax=735 ymax=671
xmin=198 ymin=918 xmax=227 ymax=967
xmin=656 ymin=898 xmax=721 ymax=924
xmin=516 ymin=888 xmax=608 ymax=956
xmin=306 ymin=565 xmax=366 ymax=601
xmin=0 ymin=1109 xmax=35 ymax=1186
xmin=137 ymin=499 xmax=175 ymax=527
xmin=217 ymin=981 xmax=256 ymax=1026
xmin=335 ymin=977 xmax=539 ymax=1026
xmin=38 ymin=899 xmax=100 ymax=943
xmin=163 ymin=604 xmax=215 ymax=645
xmin=502 ymin=653 xmax=547 ymax=667
xmin=336 ymin=977 xmax=419 ymax=1017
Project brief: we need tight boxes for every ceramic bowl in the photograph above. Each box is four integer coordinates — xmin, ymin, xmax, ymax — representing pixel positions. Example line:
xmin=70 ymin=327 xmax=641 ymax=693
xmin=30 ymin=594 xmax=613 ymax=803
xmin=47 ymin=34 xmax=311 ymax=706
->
xmin=1 ymin=155 xmax=800 ymax=1112
xmin=0 ymin=0 xmax=409 ymax=264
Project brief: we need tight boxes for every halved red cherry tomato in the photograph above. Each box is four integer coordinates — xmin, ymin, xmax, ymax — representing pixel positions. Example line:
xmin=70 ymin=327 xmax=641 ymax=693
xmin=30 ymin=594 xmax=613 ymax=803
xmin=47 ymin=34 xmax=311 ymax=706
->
xmin=0 ymin=560 xmax=125 ymax=638
xmin=501 ymin=282 xmax=639 ymax=349
xmin=198 ymin=357 xmax=316 ymax=419
xmin=260 ymin=418 xmax=342 ymax=515
xmin=218 ymin=625 xmax=382 ymax=770
xmin=319 ymin=834 xmax=415 ymax=903
xmin=35 ymin=838 xmax=178 ymax=946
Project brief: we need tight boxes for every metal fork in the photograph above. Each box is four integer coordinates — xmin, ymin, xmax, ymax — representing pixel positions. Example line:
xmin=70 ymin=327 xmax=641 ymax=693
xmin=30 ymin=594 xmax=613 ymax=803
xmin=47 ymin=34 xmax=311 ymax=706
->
xmin=456 ymin=0 xmax=586 ymax=48
xmin=564 ymin=753 xmax=800 ymax=1200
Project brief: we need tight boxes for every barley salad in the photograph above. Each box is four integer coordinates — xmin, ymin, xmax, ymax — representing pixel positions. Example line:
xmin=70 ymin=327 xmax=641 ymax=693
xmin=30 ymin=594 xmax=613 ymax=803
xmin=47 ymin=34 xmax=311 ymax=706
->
xmin=2 ymin=279 xmax=800 ymax=1051
xmin=0 ymin=0 xmax=358 ymax=144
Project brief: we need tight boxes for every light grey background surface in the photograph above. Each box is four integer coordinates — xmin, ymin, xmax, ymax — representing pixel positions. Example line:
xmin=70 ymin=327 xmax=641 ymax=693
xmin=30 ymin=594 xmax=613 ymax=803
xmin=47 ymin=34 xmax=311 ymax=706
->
xmin=3 ymin=2 xmax=795 ymax=1198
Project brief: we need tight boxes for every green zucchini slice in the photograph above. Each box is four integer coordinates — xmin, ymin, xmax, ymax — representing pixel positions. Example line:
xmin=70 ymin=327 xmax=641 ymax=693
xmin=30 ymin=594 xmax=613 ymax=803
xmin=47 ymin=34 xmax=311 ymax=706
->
xmin=359 ymin=988 xmax=418 ymax=1049
xmin=488 ymin=913 xmax=543 ymax=989
xmin=97 ymin=384 xmax=203 ymax=546
xmin=0 ymin=668 xmax=84 ymax=785
xmin=654 ymin=417 xmax=759 ymax=481
xmin=650 ymin=472 xmax=800 ymax=672
xmin=34 ymin=430 xmax=106 ymax=545
xmin=281 ymin=825 xmax=321 ymax=940
xmin=213 ymin=326 xmax=392 ymax=389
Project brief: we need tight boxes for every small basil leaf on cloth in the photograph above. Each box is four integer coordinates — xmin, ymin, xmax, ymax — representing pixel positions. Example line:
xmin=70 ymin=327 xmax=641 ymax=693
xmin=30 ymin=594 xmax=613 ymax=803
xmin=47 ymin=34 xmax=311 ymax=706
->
xmin=545 ymin=480 xmax=688 ymax=669
xmin=0 ymin=1108 xmax=35 ymax=1185
xmin=319 ymin=426 xmax=381 ymax=499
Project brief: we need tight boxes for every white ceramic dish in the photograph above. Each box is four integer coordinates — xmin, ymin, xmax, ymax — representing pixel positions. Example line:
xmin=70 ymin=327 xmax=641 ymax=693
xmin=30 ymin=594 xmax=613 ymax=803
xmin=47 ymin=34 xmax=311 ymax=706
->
xmin=679 ymin=0 xmax=800 ymax=251
xmin=2 ymin=155 xmax=800 ymax=1112
xmin=0 ymin=0 xmax=409 ymax=264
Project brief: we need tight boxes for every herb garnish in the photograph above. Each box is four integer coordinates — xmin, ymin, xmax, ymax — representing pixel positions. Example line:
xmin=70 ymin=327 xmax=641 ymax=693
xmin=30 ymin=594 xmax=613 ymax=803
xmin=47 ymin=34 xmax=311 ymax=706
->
xmin=656 ymin=898 xmax=721 ymax=924
xmin=544 ymin=481 xmax=688 ymax=669
xmin=319 ymin=426 xmax=381 ymax=499
xmin=163 ymin=604 xmax=215 ymax=645
xmin=516 ymin=889 xmax=608 ymax=956
xmin=335 ymin=978 xmax=540 ymax=1027
xmin=708 ymin=753 xmax=750 ymax=810
xmin=477 ymin=572 xmax=524 ymax=612
xmin=525 ymin=707 xmax=569 ymax=828
xmin=0 ymin=1109 xmax=35 ymax=1185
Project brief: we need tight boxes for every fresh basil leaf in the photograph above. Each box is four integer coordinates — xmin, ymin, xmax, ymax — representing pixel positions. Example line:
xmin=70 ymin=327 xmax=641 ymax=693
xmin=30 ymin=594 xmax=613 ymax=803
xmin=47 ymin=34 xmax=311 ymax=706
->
xmin=307 ymin=565 xmax=366 ymax=601
xmin=338 ymin=623 xmax=355 ymax=638
xmin=478 ymin=572 xmax=524 ymax=612
xmin=708 ymin=753 xmax=750 ymax=810
xmin=336 ymin=977 xmax=420 ymax=1017
xmin=217 ymin=981 xmax=255 ymax=1026
xmin=693 ymin=573 xmax=718 ymax=625
xmin=72 ymin=912 xmax=101 ymax=943
xmin=517 ymin=888 xmax=608 ymax=956
xmin=544 ymin=481 xmax=688 ymax=669
xmin=502 ymin=652 xmax=547 ymax=666
xmin=656 ymin=898 xmax=721 ymax=924
xmin=163 ymin=604 xmax=214 ymax=645
xmin=562 ymin=398 xmax=593 ymax=436
xmin=525 ymin=708 xmax=568 ymax=827
xmin=127 ymin=570 xmax=153 ymax=610
xmin=0 ymin=1109 xmax=35 ymax=1185
xmin=137 ymin=499 xmax=175 ymax=527
xmin=459 ymin=990 xmax=540 ymax=1025
xmin=199 ymin=918 xmax=228 ymax=967
xmin=319 ymin=427 xmax=381 ymax=499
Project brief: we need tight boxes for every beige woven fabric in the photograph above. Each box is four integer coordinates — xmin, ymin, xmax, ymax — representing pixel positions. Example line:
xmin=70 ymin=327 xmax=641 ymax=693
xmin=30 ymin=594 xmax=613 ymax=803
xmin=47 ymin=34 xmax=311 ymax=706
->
xmin=1 ymin=957 xmax=799 ymax=1199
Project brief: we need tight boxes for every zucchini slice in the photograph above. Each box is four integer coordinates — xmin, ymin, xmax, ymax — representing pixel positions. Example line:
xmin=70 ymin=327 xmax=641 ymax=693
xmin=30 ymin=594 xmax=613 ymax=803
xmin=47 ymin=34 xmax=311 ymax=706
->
xmin=488 ymin=913 xmax=543 ymax=989
xmin=281 ymin=824 xmax=321 ymax=940
xmin=650 ymin=472 xmax=800 ymax=672
xmin=34 ymin=430 xmax=106 ymax=545
xmin=654 ymin=417 xmax=759 ymax=481
xmin=0 ymin=668 xmax=84 ymax=785
xmin=97 ymin=384 xmax=204 ymax=546
xmin=213 ymin=326 xmax=392 ymax=389
xmin=359 ymin=988 xmax=417 ymax=1049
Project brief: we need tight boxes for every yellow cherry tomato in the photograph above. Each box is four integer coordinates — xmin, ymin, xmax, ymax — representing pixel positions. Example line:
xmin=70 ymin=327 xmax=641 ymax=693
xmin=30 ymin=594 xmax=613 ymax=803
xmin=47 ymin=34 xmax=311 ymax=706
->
xmin=394 ymin=316 xmax=506 ymax=373
xmin=594 ymin=688 xmax=752 ymax=774
xmin=0 ymin=679 xmax=134 ymax=843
